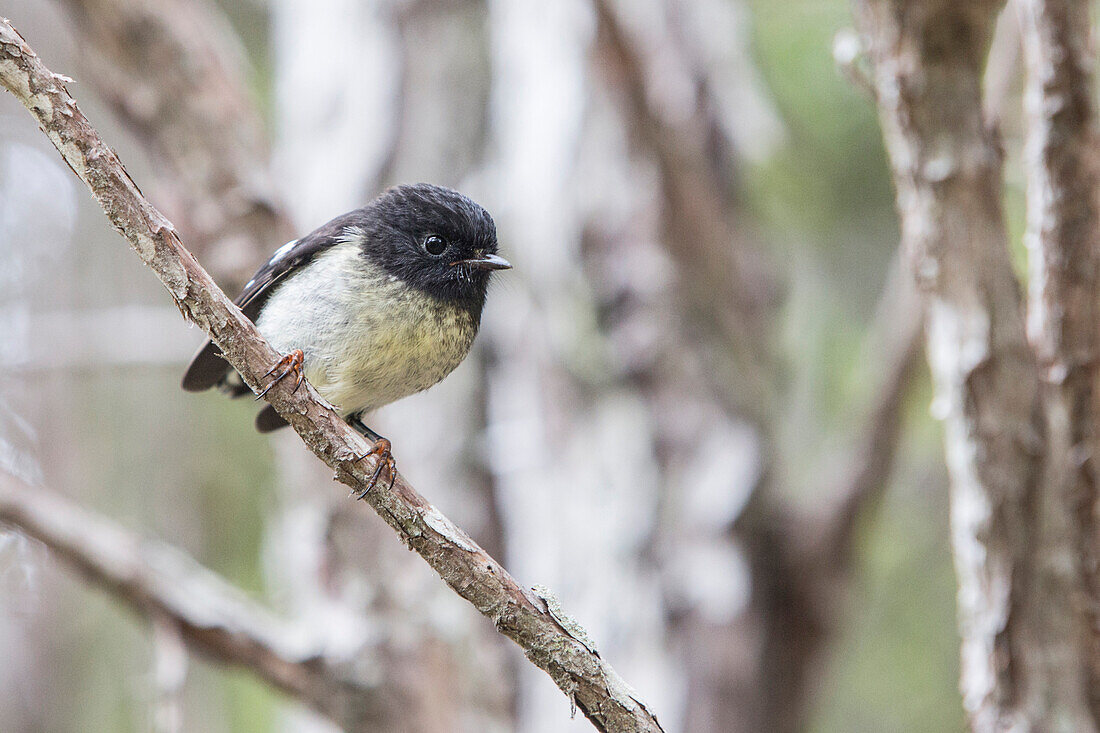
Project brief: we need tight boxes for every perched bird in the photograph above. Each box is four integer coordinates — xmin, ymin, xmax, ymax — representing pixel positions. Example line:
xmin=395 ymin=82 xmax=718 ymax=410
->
xmin=182 ymin=183 xmax=510 ymax=491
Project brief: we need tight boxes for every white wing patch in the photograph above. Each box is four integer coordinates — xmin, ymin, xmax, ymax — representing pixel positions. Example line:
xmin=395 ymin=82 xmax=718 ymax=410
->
xmin=268 ymin=238 xmax=299 ymax=265
xmin=339 ymin=225 xmax=366 ymax=244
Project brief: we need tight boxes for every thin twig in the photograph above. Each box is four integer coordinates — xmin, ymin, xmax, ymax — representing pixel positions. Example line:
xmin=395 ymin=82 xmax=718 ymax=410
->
xmin=814 ymin=257 xmax=924 ymax=559
xmin=0 ymin=18 xmax=662 ymax=733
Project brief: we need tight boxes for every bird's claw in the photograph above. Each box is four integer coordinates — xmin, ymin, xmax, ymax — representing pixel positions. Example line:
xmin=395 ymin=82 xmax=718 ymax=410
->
xmin=355 ymin=438 xmax=396 ymax=498
xmin=257 ymin=349 xmax=304 ymax=399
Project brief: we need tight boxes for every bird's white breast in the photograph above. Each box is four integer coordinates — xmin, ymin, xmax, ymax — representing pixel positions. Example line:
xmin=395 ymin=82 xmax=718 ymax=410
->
xmin=256 ymin=242 xmax=478 ymax=415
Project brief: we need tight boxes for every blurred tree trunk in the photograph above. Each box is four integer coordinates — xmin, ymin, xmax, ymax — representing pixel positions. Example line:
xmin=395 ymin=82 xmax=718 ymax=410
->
xmin=482 ymin=2 xmax=684 ymax=730
xmin=589 ymin=2 xmax=928 ymax=732
xmin=1020 ymin=0 xmax=1100 ymax=716
xmin=486 ymin=2 xmax=921 ymax=732
xmin=0 ymin=137 xmax=78 ymax=733
xmin=854 ymin=0 xmax=1100 ymax=729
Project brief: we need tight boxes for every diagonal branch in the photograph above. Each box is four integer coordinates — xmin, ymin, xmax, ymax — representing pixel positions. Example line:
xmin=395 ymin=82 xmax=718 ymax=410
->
xmin=0 ymin=19 xmax=662 ymax=733
xmin=0 ymin=471 xmax=404 ymax=731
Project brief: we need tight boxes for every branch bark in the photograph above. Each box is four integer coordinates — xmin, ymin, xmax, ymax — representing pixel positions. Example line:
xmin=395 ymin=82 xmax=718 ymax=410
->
xmin=853 ymin=0 xmax=1100 ymax=728
xmin=0 ymin=19 xmax=662 ymax=733
xmin=0 ymin=471 xmax=404 ymax=731
xmin=1020 ymin=0 xmax=1100 ymax=718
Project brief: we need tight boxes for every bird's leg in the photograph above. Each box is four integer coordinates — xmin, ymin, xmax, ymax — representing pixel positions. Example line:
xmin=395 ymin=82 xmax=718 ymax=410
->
xmin=256 ymin=349 xmax=304 ymax=399
xmin=348 ymin=412 xmax=396 ymax=495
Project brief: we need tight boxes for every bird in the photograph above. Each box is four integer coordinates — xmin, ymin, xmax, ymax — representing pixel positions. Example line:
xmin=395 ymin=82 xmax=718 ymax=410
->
xmin=181 ymin=183 xmax=511 ymax=493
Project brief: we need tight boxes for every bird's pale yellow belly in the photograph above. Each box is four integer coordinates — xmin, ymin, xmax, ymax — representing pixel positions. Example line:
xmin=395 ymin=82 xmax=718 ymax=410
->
xmin=311 ymin=297 xmax=476 ymax=414
xmin=256 ymin=242 xmax=479 ymax=417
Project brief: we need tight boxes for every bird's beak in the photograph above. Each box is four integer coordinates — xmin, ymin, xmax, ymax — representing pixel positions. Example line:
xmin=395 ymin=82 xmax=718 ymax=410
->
xmin=454 ymin=253 xmax=512 ymax=271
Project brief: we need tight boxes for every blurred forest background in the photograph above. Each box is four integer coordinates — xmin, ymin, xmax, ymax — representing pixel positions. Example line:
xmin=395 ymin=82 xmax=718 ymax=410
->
xmin=2 ymin=0 xmax=1045 ymax=731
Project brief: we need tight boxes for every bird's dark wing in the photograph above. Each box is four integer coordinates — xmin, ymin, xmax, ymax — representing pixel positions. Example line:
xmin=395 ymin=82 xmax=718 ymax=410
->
xmin=181 ymin=213 xmax=361 ymax=393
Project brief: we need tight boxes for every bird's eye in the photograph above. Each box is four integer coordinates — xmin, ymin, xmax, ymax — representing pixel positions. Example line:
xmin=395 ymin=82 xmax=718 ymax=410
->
xmin=423 ymin=235 xmax=447 ymax=256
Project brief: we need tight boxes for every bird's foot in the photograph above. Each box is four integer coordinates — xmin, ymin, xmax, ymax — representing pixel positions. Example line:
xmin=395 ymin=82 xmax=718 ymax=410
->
xmin=355 ymin=438 xmax=396 ymax=498
xmin=256 ymin=349 xmax=304 ymax=399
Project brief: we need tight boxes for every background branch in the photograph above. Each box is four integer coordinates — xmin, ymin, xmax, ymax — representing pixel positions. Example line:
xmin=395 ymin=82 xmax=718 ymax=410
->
xmin=0 ymin=471 xmax=406 ymax=731
xmin=812 ymin=254 xmax=923 ymax=556
xmin=0 ymin=19 xmax=662 ymax=733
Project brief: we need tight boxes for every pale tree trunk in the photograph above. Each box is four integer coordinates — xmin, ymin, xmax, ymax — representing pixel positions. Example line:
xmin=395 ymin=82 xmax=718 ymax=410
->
xmin=591 ymin=1 xmax=933 ymax=731
xmin=483 ymin=1 xmax=920 ymax=732
xmin=587 ymin=1 xmax=778 ymax=728
xmin=853 ymin=0 xmax=1100 ymax=728
xmin=482 ymin=2 xmax=687 ymax=731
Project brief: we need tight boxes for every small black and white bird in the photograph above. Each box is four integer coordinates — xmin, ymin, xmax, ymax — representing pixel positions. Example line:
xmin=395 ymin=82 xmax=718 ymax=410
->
xmin=182 ymin=183 xmax=510 ymax=491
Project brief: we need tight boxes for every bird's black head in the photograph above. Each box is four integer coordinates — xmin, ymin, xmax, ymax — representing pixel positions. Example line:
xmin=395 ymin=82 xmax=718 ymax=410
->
xmin=360 ymin=184 xmax=508 ymax=315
